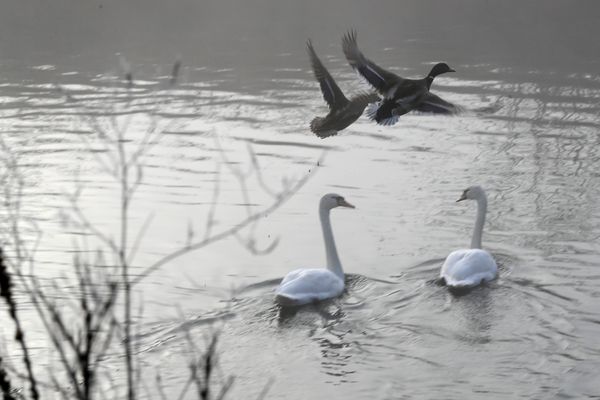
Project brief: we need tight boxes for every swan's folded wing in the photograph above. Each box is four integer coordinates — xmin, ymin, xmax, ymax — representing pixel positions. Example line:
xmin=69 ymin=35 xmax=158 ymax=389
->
xmin=276 ymin=269 xmax=344 ymax=302
xmin=342 ymin=30 xmax=400 ymax=93
xmin=441 ymin=249 xmax=497 ymax=287
xmin=279 ymin=268 xmax=306 ymax=287
xmin=307 ymin=40 xmax=349 ymax=110
xmin=440 ymin=249 xmax=469 ymax=278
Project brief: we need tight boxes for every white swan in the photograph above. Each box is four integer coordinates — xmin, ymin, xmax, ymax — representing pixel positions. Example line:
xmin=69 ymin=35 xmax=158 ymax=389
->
xmin=440 ymin=186 xmax=498 ymax=289
xmin=275 ymin=193 xmax=355 ymax=306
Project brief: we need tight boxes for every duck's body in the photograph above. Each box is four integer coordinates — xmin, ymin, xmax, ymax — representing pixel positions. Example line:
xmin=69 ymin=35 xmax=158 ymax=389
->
xmin=310 ymin=93 xmax=379 ymax=137
xmin=275 ymin=193 xmax=354 ymax=306
xmin=365 ymin=77 xmax=430 ymax=126
xmin=440 ymin=186 xmax=498 ymax=290
xmin=307 ymin=40 xmax=379 ymax=138
xmin=342 ymin=30 xmax=455 ymax=125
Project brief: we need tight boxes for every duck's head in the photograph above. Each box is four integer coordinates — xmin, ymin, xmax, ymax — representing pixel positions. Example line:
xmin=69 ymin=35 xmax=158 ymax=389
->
xmin=457 ymin=185 xmax=486 ymax=202
xmin=321 ymin=193 xmax=355 ymax=210
xmin=428 ymin=62 xmax=455 ymax=78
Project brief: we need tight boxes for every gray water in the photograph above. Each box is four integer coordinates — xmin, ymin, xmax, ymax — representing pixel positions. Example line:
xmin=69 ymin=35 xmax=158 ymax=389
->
xmin=1 ymin=1 xmax=600 ymax=399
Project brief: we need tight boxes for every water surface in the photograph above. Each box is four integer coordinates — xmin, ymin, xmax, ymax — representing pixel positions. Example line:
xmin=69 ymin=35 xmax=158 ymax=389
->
xmin=1 ymin=1 xmax=600 ymax=399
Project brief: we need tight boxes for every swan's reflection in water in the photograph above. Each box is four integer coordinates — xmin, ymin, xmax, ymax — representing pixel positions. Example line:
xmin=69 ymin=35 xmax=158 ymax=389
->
xmin=276 ymin=302 xmax=344 ymax=325
xmin=447 ymin=286 xmax=495 ymax=345
xmin=273 ymin=275 xmax=369 ymax=381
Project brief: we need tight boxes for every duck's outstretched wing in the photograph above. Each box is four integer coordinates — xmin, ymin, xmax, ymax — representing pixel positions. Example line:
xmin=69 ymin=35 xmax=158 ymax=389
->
xmin=342 ymin=30 xmax=401 ymax=93
xmin=414 ymin=92 xmax=460 ymax=114
xmin=349 ymin=91 xmax=380 ymax=106
xmin=307 ymin=40 xmax=349 ymax=110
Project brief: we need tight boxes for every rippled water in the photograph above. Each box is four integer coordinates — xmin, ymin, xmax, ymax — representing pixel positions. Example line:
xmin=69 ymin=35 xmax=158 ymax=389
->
xmin=2 ymin=1 xmax=600 ymax=399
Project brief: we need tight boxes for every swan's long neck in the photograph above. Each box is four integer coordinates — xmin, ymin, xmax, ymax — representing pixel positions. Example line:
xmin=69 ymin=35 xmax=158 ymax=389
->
xmin=471 ymin=195 xmax=487 ymax=249
xmin=320 ymin=206 xmax=343 ymax=278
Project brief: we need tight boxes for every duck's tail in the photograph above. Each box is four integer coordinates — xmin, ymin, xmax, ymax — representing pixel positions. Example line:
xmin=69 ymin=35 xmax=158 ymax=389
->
xmin=365 ymin=100 xmax=400 ymax=126
xmin=310 ymin=117 xmax=338 ymax=138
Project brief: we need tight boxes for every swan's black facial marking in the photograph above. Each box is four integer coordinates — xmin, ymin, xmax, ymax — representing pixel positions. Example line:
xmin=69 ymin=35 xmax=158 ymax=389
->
xmin=457 ymin=189 xmax=468 ymax=202
xmin=335 ymin=195 xmax=355 ymax=209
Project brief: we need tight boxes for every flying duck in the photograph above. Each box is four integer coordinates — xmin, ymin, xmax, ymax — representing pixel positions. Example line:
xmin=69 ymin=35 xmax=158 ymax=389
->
xmin=342 ymin=30 xmax=456 ymax=125
xmin=307 ymin=40 xmax=379 ymax=138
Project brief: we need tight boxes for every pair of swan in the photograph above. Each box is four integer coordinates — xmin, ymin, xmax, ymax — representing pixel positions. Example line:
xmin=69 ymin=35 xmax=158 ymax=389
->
xmin=275 ymin=187 xmax=497 ymax=306
xmin=308 ymin=31 xmax=457 ymax=137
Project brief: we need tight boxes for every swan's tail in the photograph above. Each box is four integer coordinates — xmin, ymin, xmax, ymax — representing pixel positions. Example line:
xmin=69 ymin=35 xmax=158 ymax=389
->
xmin=446 ymin=284 xmax=477 ymax=296
xmin=444 ymin=277 xmax=491 ymax=295
xmin=275 ymin=293 xmax=303 ymax=307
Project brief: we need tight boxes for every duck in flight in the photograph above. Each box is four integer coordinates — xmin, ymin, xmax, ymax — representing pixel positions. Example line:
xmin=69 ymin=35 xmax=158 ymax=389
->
xmin=307 ymin=40 xmax=379 ymax=138
xmin=342 ymin=30 xmax=456 ymax=125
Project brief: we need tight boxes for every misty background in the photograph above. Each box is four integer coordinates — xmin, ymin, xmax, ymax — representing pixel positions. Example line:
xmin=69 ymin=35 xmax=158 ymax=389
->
xmin=2 ymin=0 xmax=599 ymax=79
xmin=1 ymin=1 xmax=600 ymax=399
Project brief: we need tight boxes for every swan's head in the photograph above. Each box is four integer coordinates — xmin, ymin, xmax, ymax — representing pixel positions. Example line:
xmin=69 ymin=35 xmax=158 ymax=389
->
xmin=457 ymin=185 xmax=486 ymax=202
xmin=321 ymin=193 xmax=355 ymax=210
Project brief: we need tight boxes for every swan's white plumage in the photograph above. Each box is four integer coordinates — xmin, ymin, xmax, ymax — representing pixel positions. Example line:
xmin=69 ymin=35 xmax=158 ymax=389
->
xmin=440 ymin=249 xmax=497 ymax=288
xmin=441 ymin=185 xmax=498 ymax=289
xmin=275 ymin=268 xmax=344 ymax=306
xmin=275 ymin=193 xmax=353 ymax=306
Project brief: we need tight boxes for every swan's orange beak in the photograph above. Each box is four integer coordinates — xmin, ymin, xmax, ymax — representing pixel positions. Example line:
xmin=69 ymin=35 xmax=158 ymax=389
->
xmin=339 ymin=199 xmax=355 ymax=209
xmin=456 ymin=192 xmax=467 ymax=202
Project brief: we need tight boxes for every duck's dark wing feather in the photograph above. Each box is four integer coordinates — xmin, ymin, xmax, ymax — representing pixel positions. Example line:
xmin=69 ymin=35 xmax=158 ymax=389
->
xmin=390 ymin=79 xmax=426 ymax=100
xmin=342 ymin=30 xmax=401 ymax=93
xmin=307 ymin=40 xmax=349 ymax=110
xmin=349 ymin=91 xmax=380 ymax=106
xmin=414 ymin=92 xmax=459 ymax=114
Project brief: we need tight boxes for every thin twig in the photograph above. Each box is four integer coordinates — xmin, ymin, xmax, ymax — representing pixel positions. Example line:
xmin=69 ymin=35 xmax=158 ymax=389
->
xmin=132 ymin=155 xmax=322 ymax=285
xmin=0 ymin=357 xmax=17 ymax=400
xmin=0 ymin=248 xmax=40 ymax=400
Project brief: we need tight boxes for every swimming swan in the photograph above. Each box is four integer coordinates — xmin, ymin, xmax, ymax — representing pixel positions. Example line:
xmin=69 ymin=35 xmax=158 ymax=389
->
xmin=440 ymin=186 xmax=498 ymax=289
xmin=275 ymin=193 xmax=355 ymax=306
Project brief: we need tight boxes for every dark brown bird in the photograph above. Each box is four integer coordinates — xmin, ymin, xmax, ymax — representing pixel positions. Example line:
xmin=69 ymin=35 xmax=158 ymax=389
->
xmin=307 ymin=40 xmax=379 ymax=138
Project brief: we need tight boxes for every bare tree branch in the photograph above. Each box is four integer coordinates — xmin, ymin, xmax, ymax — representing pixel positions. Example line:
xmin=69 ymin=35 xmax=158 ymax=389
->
xmin=132 ymin=155 xmax=322 ymax=285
